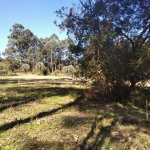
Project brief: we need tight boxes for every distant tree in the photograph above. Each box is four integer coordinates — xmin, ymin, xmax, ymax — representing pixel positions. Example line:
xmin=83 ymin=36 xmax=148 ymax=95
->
xmin=43 ymin=37 xmax=56 ymax=73
xmin=34 ymin=62 xmax=45 ymax=71
xmin=4 ymin=23 xmax=42 ymax=71
xmin=0 ymin=53 xmax=2 ymax=61
xmin=6 ymin=57 xmax=21 ymax=72
xmin=41 ymin=34 xmax=70 ymax=74
xmin=56 ymin=39 xmax=69 ymax=73
xmin=21 ymin=64 xmax=30 ymax=73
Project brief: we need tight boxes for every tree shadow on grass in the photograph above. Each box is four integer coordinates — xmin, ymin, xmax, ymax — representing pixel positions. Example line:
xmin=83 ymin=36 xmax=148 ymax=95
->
xmin=130 ymin=87 xmax=150 ymax=108
xmin=0 ymin=77 xmax=73 ymax=84
xmin=0 ymin=79 xmax=19 ymax=84
xmin=76 ymin=100 xmax=150 ymax=150
xmin=0 ymin=96 xmax=83 ymax=131
xmin=61 ymin=115 xmax=93 ymax=128
xmin=16 ymin=135 xmax=77 ymax=150
xmin=1 ymin=85 xmax=150 ymax=149
xmin=23 ymin=140 xmax=65 ymax=150
xmin=0 ymin=86 xmax=84 ymax=112
xmin=79 ymin=115 xmax=117 ymax=150
xmin=0 ymin=97 xmax=36 ymax=112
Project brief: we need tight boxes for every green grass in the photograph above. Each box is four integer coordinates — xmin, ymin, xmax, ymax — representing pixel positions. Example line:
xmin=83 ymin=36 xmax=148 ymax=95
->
xmin=0 ymin=80 xmax=150 ymax=150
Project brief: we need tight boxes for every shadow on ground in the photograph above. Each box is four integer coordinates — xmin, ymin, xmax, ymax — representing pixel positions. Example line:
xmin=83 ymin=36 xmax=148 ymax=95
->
xmin=18 ymin=134 xmax=78 ymax=150
xmin=0 ymin=77 xmax=73 ymax=84
xmin=0 ymin=96 xmax=83 ymax=131
xmin=0 ymin=84 xmax=150 ymax=149
xmin=76 ymin=99 xmax=150 ymax=149
xmin=0 ymin=86 xmax=84 ymax=112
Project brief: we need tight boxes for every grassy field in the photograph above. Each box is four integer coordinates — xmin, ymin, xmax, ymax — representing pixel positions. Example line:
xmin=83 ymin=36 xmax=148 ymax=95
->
xmin=0 ymin=76 xmax=150 ymax=150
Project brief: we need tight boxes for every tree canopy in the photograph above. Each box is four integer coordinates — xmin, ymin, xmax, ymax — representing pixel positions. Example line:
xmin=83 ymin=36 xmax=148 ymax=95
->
xmin=55 ymin=0 xmax=150 ymax=98
xmin=3 ymin=24 xmax=73 ymax=73
xmin=3 ymin=23 xmax=43 ymax=71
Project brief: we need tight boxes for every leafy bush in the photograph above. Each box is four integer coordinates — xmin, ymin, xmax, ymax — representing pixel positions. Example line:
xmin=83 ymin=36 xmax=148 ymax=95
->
xmin=0 ymin=70 xmax=8 ymax=76
xmin=42 ymin=68 xmax=48 ymax=75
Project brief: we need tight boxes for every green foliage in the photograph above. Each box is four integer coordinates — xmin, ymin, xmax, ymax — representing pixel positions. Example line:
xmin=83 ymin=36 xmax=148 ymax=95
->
xmin=55 ymin=0 xmax=150 ymax=101
xmin=40 ymin=35 xmax=70 ymax=74
xmin=42 ymin=67 xmax=48 ymax=75
xmin=0 ymin=59 xmax=9 ymax=70
xmin=4 ymin=23 xmax=42 ymax=70
xmin=5 ymin=57 xmax=21 ymax=72
xmin=4 ymin=24 xmax=72 ymax=75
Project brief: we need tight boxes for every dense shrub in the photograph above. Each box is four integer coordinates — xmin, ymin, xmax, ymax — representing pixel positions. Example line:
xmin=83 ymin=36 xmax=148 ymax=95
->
xmin=42 ymin=68 xmax=48 ymax=75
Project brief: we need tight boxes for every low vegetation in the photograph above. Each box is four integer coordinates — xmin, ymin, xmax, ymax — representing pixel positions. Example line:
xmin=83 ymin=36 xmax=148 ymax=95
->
xmin=0 ymin=78 xmax=149 ymax=150
xmin=1 ymin=0 xmax=150 ymax=149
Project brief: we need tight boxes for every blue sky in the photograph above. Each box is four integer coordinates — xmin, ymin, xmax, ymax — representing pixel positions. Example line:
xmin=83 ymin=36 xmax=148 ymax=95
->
xmin=0 ymin=0 xmax=77 ymax=54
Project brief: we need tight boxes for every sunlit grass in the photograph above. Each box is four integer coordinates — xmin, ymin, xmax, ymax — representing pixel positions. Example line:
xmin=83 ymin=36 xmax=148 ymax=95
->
xmin=0 ymin=79 xmax=150 ymax=149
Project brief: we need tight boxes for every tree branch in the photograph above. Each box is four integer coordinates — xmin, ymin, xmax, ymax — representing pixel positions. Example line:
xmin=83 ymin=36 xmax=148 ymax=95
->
xmin=137 ymin=24 xmax=150 ymax=42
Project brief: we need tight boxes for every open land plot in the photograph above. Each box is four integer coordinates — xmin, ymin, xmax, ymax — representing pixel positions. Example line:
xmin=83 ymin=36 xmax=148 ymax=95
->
xmin=0 ymin=76 xmax=150 ymax=150
xmin=0 ymin=74 xmax=88 ymax=88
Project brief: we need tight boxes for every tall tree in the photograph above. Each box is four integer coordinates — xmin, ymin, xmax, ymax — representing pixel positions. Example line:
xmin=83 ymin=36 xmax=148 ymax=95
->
xmin=41 ymin=35 xmax=59 ymax=73
xmin=56 ymin=39 xmax=70 ymax=73
xmin=41 ymin=34 xmax=70 ymax=73
xmin=4 ymin=23 xmax=42 ymax=71
xmin=55 ymin=0 xmax=150 ymax=92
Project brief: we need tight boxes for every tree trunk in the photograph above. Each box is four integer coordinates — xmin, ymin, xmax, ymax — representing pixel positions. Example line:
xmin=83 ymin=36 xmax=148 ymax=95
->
xmin=59 ymin=59 xmax=60 ymax=74
xmin=51 ymin=52 xmax=53 ymax=73
xmin=55 ymin=63 xmax=56 ymax=72
xmin=130 ymin=75 xmax=136 ymax=88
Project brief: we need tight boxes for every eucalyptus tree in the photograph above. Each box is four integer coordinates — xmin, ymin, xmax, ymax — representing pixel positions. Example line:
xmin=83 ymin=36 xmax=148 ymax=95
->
xmin=56 ymin=39 xmax=70 ymax=73
xmin=41 ymin=34 xmax=70 ymax=73
xmin=4 ymin=23 xmax=42 ymax=71
xmin=3 ymin=37 xmax=21 ymax=71
xmin=55 ymin=0 xmax=150 ymax=93
xmin=42 ymin=34 xmax=59 ymax=73
xmin=26 ymin=36 xmax=43 ymax=71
